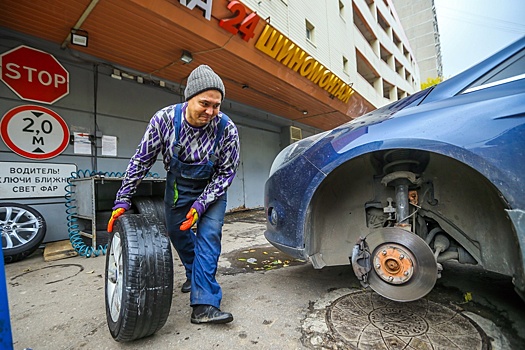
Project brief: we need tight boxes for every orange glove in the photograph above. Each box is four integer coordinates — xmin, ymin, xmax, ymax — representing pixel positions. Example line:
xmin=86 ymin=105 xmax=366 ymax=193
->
xmin=180 ymin=208 xmax=198 ymax=230
xmin=107 ymin=208 xmax=126 ymax=233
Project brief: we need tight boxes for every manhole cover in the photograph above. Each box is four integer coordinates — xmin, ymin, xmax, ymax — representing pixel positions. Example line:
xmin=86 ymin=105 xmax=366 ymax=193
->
xmin=325 ymin=290 xmax=487 ymax=349
xmin=301 ymin=290 xmax=491 ymax=349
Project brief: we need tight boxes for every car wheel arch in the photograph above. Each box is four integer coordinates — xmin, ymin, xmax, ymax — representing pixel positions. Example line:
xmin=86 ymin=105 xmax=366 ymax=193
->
xmin=305 ymin=147 xmax=521 ymax=282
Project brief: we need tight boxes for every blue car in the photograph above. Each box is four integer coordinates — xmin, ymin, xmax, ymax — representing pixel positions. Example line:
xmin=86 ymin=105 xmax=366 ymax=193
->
xmin=264 ymin=36 xmax=525 ymax=302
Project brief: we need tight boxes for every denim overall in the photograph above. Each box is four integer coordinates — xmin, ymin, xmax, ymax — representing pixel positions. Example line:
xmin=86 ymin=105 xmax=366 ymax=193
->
xmin=164 ymin=103 xmax=229 ymax=308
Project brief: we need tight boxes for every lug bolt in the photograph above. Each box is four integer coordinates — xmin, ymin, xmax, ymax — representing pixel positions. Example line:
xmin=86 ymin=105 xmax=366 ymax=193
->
xmin=404 ymin=271 xmax=409 ymax=276
xmin=375 ymin=263 xmax=381 ymax=269
xmin=382 ymin=250 xmax=387 ymax=255
xmin=399 ymin=254 xmax=404 ymax=260
xmin=388 ymin=276 xmax=394 ymax=281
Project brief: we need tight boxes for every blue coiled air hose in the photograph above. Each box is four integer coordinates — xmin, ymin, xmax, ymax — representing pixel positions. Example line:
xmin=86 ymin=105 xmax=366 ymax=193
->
xmin=64 ymin=170 xmax=159 ymax=257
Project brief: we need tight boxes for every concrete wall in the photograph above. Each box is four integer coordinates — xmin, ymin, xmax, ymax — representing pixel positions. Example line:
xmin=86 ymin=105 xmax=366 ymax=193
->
xmin=393 ymin=0 xmax=443 ymax=81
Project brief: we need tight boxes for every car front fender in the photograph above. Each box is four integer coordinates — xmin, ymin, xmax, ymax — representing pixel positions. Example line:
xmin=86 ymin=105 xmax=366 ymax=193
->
xmin=507 ymin=209 xmax=525 ymax=294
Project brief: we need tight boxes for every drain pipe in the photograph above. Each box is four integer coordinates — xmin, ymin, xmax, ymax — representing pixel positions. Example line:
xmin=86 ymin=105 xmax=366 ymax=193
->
xmin=61 ymin=0 xmax=100 ymax=49
xmin=92 ymin=64 xmax=99 ymax=171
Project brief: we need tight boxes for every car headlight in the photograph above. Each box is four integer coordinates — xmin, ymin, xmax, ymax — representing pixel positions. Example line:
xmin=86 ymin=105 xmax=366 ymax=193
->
xmin=268 ymin=131 xmax=329 ymax=177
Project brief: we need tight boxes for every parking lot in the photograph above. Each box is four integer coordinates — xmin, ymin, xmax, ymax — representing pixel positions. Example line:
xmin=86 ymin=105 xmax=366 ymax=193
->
xmin=4 ymin=209 xmax=525 ymax=349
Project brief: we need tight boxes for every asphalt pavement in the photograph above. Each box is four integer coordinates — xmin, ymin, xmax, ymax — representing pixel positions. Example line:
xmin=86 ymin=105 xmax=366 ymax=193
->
xmin=4 ymin=209 xmax=525 ymax=349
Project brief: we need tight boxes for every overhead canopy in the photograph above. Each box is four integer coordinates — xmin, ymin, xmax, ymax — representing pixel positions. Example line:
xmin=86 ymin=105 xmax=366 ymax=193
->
xmin=0 ymin=0 xmax=375 ymax=130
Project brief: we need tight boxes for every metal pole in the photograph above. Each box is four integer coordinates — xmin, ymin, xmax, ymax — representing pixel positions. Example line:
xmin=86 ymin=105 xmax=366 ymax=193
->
xmin=0 ymin=245 xmax=14 ymax=349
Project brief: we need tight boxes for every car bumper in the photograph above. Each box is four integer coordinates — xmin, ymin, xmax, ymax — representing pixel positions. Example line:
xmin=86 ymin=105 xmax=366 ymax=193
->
xmin=264 ymin=154 xmax=325 ymax=260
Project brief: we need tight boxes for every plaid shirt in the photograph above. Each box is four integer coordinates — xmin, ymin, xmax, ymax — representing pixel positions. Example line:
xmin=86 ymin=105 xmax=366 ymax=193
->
xmin=115 ymin=103 xmax=240 ymax=212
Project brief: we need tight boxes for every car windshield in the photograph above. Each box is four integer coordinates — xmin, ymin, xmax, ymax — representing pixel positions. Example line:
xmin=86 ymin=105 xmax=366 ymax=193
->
xmin=333 ymin=87 xmax=434 ymax=134
xmin=370 ymin=87 xmax=433 ymax=117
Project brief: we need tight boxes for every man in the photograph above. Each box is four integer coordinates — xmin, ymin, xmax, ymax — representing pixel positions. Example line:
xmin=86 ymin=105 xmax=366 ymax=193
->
xmin=107 ymin=65 xmax=240 ymax=324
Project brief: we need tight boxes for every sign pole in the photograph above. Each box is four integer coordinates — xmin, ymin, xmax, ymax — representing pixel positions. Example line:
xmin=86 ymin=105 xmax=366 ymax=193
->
xmin=0 ymin=244 xmax=14 ymax=350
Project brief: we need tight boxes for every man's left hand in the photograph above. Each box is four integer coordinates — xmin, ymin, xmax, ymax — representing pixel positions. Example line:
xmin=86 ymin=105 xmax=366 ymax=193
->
xmin=180 ymin=208 xmax=199 ymax=230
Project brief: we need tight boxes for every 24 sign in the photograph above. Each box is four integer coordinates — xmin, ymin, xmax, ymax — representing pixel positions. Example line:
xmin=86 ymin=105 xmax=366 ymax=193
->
xmin=219 ymin=1 xmax=260 ymax=42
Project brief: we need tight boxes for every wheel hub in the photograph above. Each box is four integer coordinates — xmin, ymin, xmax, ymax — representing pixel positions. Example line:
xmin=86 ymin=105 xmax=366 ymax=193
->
xmin=363 ymin=227 xmax=438 ymax=302
xmin=373 ymin=243 xmax=415 ymax=284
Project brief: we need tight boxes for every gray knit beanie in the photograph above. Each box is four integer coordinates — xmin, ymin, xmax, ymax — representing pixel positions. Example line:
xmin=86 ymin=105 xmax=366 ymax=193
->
xmin=184 ymin=65 xmax=225 ymax=101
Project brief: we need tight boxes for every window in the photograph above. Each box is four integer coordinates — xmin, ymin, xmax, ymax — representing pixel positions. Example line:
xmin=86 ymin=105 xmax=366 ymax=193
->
xmin=339 ymin=0 xmax=345 ymax=17
xmin=383 ymin=80 xmax=394 ymax=100
xmin=343 ymin=56 xmax=349 ymax=73
xmin=393 ymin=31 xmax=402 ymax=50
xmin=376 ymin=9 xmax=390 ymax=35
xmin=464 ymin=49 xmax=525 ymax=93
xmin=356 ymin=49 xmax=379 ymax=87
xmin=403 ymin=46 xmax=410 ymax=60
xmin=395 ymin=59 xmax=404 ymax=78
xmin=379 ymin=44 xmax=392 ymax=67
xmin=353 ymin=3 xmax=377 ymax=49
xmin=397 ymin=88 xmax=406 ymax=100
xmin=306 ymin=20 xmax=315 ymax=42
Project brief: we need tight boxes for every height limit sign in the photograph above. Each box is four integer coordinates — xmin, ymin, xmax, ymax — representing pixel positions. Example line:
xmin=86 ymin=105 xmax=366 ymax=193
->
xmin=0 ymin=105 xmax=70 ymax=160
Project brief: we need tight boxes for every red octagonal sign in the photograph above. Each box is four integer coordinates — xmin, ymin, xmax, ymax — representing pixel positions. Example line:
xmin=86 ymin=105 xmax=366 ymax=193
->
xmin=0 ymin=45 xmax=69 ymax=104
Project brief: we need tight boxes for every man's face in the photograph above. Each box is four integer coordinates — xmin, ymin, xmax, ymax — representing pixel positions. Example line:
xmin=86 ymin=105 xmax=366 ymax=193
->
xmin=186 ymin=90 xmax=222 ymax=127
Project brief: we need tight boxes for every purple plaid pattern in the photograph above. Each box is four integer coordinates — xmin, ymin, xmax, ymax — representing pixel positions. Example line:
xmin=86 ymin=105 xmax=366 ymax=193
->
xmin=115 ymin=103 xmax=240 ymax=213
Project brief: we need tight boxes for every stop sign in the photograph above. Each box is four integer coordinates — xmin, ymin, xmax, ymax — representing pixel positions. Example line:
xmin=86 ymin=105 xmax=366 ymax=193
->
xmin=0 ymin=45 xmax=69 ymax=104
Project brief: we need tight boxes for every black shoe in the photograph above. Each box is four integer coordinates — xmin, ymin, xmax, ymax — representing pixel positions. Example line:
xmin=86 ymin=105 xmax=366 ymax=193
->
xmin=191 ymin=305 xmax=233 ymax=324
xmin=181 ymin=279 xmax=191 ymax=293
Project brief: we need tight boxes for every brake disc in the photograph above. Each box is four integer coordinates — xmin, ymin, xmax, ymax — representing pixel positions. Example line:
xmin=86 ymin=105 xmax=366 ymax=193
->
xmin=365 ymin=227 xmax=437 ymax=302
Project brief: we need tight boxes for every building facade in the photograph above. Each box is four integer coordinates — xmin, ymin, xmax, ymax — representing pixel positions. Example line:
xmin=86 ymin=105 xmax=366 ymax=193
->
xmin=0 ymin=0 xmax=418 ymax=242
xmin=241 ymin=0 xmax=421 ymax=106
xmin=393 ymin=0 xmax=443 ymax=83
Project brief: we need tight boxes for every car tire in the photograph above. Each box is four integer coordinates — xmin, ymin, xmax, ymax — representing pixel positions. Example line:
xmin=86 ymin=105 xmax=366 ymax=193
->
xmin=105 ymin=214 xmax=173 ymax=342
xmin=152 ymin=196 xmax=166 ymax=226
xmin=133 ymin=196 xmax=165 ymax=227
xmin=1 ymin=202 xmax=47 ymax=263
xmin=95 ymin=210 xmax=113 ymax=231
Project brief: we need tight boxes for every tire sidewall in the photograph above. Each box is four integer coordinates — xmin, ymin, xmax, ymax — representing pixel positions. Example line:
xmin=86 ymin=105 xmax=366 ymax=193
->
xmin=105 ymin=221 xmax=129 ymax=340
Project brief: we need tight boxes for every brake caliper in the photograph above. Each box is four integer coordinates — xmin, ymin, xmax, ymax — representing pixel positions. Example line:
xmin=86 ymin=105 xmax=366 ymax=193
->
xmin=350 ymin=237 xmax=371 ymax=288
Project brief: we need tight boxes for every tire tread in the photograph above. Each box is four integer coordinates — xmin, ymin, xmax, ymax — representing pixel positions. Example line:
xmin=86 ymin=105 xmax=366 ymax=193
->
xmin=105 ymin=214 xmax=173 ymax=342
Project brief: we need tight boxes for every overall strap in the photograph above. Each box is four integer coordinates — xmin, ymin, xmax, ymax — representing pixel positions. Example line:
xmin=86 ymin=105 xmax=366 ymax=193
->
xmin=209 ymin=114 xmax=230 ymax=164
xmin=172 ymin=103 xmax=183 ymax=156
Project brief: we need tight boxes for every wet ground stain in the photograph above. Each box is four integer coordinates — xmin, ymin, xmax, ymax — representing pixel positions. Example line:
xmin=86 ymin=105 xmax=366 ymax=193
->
xmin=221 ymin=246 xmax=307 ymax=275
xmin=224 ymin=208 xmax=266 ymax=225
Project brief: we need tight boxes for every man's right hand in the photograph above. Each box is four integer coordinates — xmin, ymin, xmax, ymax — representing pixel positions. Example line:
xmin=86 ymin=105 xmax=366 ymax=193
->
xmin=107 ymin=208 xmax=126 ymax=233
